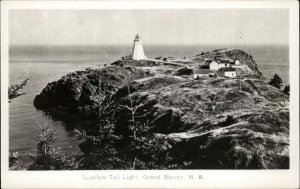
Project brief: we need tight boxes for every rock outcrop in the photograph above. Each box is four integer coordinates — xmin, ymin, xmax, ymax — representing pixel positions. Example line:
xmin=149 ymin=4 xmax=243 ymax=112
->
xmin=34 ymin=66 xmax=152 ymax=117
xmin=110 ymin=76 xmax=288 ymax=169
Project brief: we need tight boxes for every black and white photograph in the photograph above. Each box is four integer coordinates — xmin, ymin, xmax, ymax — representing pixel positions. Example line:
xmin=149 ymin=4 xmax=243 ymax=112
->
xmin=1 ymin=1 xmax=299 ymax=188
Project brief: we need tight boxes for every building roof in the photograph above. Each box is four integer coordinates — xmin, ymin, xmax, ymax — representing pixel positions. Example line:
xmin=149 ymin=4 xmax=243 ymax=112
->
xmin=220 ymin=59 xmax=234 ymax=63
xmin=194 ymin=69 xmax=211 ymax=74
xmin=219 ymin=67 xmax=236 ymax=72
xmin=215 ymin=58 xmax=234 ymax=63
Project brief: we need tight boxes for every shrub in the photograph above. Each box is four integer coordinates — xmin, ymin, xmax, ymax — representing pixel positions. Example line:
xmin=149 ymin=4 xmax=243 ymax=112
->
xmin=127 ymin=122 xmax=172 ymax=169
xmin=75 ymin=120 xmax=126 ymax=169
xmin=9 ymin=152 xmax=23 ymax=170
xmin=29 ymin=121 xmax=79 ymax=170
xmin=283 ymin=85 xmax=290 ymax=95
xmin=222 ymin=115 xmax=237 ymax=126
xmin=269 ymin=74 xmax=283 ymax=89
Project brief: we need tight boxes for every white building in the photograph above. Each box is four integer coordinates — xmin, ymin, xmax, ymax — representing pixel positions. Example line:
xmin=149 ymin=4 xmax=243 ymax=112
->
xmin=209 ymin=61 xmax=219 ymax=71
xmin=232 ymin=60 xmax=244 ymax=68
xmin=210 ymin=58 xmax=240 ymax=70
xmin=218 ymin=63 xmax=226 ymax=69
xmin=193 ymin=69 xmax=211 ymax=79
xmin=218 ymin=67 xmax=237 ymax=78
xmin=132 ymin=34 xmax=147 ymax=60
xmin=209 ymin=61 xmax=231 ymax=70
xmin=225 ymin=70 xmax=237 ymax=78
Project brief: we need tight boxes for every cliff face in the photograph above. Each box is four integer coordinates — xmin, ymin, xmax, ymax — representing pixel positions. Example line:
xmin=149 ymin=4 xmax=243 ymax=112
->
xmin=34 ymin=66 xmax=152 ymax=117
xmin=33 ymin=49 xmax=289 ymax=169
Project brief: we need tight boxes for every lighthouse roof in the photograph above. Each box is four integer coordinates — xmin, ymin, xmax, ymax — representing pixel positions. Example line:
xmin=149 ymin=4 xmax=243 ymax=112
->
xmin=135 ymin=34 xmax=140 ymax=40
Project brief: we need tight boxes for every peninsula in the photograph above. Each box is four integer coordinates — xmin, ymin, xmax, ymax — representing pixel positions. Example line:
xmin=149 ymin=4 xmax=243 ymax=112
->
xmin=33 ymin=35 xmax=289 ymax=169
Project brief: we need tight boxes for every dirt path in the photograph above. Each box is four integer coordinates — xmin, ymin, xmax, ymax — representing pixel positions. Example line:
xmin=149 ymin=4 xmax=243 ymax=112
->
xmin=167 ymin=121 xmax=249 ymax=139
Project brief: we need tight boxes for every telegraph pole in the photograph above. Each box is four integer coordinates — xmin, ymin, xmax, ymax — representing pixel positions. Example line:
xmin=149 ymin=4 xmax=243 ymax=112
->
xmin=239 ymin=75 xmax=242 ymax=92
xmin=98 ymin=64 xmax=102 ymax=129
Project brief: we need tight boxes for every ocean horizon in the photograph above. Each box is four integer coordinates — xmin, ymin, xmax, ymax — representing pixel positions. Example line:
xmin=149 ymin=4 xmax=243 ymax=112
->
xmin=9 ymin=44 xmax=289 ymax=62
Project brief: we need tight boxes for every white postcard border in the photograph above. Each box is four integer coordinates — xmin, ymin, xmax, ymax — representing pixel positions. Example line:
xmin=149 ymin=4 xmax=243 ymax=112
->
xmin=1 ymin=1 xmax=299 ymax=188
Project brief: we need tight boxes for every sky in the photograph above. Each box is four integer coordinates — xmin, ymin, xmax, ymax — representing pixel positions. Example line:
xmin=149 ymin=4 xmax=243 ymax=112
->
xmin=9 ymin=9 xmax=289 ymax=46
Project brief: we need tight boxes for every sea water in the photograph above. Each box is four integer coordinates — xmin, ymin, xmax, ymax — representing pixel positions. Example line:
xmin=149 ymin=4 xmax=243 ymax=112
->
xmin=8 ymin=44 xmax=289 ymax=153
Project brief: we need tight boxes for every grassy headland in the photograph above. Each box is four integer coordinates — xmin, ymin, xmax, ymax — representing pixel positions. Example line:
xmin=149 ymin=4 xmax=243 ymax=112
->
xmin=13 ymin=48 xmax=289 ymax=170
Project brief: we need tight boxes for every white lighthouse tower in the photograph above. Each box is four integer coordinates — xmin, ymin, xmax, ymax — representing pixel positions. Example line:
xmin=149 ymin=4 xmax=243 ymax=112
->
xmin=131 ymin=34 xmax=146 ymax=60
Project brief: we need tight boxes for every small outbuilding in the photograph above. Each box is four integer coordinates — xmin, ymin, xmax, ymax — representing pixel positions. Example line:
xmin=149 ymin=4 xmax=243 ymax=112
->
xmin=218 ymin=67 xmax=237 ymax=78
xmin=193 ymin=69 xmax=211 ymax=79
xmin=209 ymin=61 xmax=219 ymax=71
xmin=219 ymin=59 xmax=232 ymax=68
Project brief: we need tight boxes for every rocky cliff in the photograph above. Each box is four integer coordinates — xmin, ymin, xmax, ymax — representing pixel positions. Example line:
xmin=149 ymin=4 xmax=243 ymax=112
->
xmin=34 ymin=66 xmax=153 ymax=117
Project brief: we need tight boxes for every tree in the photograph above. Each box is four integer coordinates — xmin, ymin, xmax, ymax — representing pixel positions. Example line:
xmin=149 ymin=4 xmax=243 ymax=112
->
xmin=119 ymin=77 xmax=173 ymax=169
xmin=8 ymin=78 xmax=29 ymax=100
xmin=29 ymin=121 xmax=79 ymax=170
xmin=75 ymin=120 xmax=124 ymax=169
xmin=74 ymin=66 xmax=126 ymax=169
xmin=283 ymin=84 xmax=290 ymax=95
xmin=269 ymin=74 xmax=283 ymax=89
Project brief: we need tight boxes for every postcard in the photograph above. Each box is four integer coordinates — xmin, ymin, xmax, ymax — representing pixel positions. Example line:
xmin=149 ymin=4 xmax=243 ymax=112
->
xmin=1 ymin=0 xmax=299 ymax=188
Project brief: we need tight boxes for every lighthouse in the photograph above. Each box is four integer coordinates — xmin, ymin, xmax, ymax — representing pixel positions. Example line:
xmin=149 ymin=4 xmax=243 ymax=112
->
xmin=131 ymin=34 xmax=146 ymax=60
